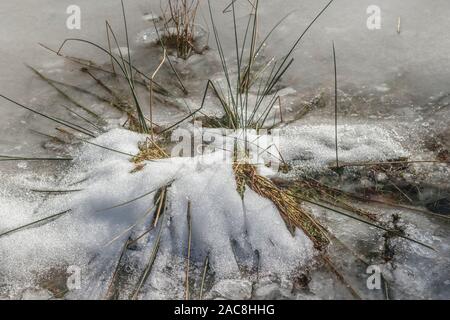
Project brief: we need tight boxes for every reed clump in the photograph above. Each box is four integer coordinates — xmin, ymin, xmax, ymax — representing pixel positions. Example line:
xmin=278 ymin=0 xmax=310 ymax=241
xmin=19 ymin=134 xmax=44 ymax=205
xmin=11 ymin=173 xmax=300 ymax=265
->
xmin=161 ymin=0 xmax=201 ymax=60
xmin=233 ymin=162 xmax=330 ymax=250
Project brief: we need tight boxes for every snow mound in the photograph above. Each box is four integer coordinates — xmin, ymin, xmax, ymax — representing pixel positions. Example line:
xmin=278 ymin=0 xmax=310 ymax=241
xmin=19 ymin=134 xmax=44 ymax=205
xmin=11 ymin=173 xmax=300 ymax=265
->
xmin=0 ymin=123 xmax=411 ymax=299
xmin=0 ymin=128 xmax=315 ymax=299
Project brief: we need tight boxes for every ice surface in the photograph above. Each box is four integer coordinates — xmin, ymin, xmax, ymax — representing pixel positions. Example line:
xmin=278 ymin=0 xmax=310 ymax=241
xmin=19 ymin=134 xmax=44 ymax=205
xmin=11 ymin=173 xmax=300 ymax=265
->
xmin=3 ymin=0 xmax=450 ymax=145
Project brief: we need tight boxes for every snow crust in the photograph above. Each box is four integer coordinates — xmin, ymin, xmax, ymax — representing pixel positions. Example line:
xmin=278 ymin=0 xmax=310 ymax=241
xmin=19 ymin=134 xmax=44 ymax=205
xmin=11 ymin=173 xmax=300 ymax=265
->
xmin=0 ymin=128 xmax=315 ymax=298
xmin=0 ymin=120 xmax=445 ymax=300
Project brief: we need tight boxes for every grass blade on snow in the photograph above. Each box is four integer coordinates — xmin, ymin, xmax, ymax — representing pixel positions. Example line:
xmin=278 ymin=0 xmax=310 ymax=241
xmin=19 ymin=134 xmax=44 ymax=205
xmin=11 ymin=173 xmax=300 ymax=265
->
xmin=0 ymin=210 xmax=72 ymax=239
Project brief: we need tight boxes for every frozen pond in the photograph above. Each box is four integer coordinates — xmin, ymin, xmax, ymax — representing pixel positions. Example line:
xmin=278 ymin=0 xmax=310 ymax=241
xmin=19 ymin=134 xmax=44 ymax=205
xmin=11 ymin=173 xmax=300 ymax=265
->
xmin=0 ymin=0 xmax=449 ymax=300
xmin=2 ymin=0 xmax=450 ymax=103
xmin=2 ymin=0 xmax=450 ymax=151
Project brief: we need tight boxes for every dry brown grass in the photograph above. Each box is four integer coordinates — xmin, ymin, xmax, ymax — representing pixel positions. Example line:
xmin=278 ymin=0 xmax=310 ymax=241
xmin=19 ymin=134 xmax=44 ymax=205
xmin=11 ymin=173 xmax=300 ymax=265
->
xmin=233 ymin=162 xmax=330 ymax=250
xmin=131 ymin=138 xmax=169 ymax=173
xmin=161 ymin=0 xmax=201 ymax=59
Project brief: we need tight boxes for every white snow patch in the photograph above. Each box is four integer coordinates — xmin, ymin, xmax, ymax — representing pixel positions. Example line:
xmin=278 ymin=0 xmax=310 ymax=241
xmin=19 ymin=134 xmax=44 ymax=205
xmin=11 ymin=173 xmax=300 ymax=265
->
xmin=280 ymin=124 xmax=408 ymax=171
xmin=0 ymin=128 xmax=315 ymax=299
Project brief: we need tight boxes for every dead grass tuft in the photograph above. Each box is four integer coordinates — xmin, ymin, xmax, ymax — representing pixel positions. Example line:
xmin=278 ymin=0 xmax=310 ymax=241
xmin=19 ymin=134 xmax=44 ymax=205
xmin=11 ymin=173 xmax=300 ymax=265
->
xmin=132 ymin=138 xmax=169 ymax=164
xmin=161 ymin=0 xmax=201 ymax=59
xmin=233 ymin=162 xmax=330 ymax=250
